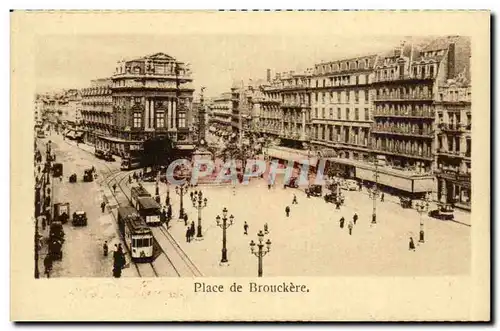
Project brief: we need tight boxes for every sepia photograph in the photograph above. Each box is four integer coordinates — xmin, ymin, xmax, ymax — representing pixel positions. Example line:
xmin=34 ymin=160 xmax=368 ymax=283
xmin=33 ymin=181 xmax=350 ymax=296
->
xmin=11 ymin=10 xmax=490 ymax=321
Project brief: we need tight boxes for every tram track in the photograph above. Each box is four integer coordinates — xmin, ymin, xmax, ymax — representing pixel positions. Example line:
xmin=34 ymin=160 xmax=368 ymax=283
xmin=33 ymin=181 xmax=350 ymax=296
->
xmin=65 ymin=139 xmax=200 ymax=278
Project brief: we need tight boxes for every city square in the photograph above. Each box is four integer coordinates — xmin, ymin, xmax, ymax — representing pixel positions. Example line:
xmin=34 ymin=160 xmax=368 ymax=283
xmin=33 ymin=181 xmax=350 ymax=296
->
xmin=32 ymin=34 xmax=472 ymax=279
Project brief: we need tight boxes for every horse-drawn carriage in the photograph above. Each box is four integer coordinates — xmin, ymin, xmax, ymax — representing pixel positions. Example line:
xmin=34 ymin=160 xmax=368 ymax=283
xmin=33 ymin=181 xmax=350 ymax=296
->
xmin=324 ymin=192 xmax=345 ymax=205
xmin=306 ymin=184 xmax=323 ymax=197
xmin=52 ymin=163 xmax=63 ymax=178
xmin=69 ymin=173 xmax=77 ymax=183
xmin=54 ymin=202 xmax=70 ymax=224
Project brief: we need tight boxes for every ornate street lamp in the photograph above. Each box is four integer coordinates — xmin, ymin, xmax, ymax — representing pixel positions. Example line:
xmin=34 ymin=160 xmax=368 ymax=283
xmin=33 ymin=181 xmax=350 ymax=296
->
xmin=216 ymin=207 xmax=234 ymax=264
xmin=175 ymin=183 xmax=188 ymax=219
xmin=249 ymin=230 xmax=272 ymax=277
xmin=192 ymin=191 xmax=208 ymax=239
xmin=415 ymin=194 xmax=430 ymax=243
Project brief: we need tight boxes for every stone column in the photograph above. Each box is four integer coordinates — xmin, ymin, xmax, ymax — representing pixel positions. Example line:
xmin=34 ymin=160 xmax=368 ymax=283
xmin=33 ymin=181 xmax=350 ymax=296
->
xmin=144 ymin=99 xmax=150 ymax=130
xmin=172 ymin=99 xmax=177 ymax=129
xmin=167 ymin=98 xmax=172 ymax=129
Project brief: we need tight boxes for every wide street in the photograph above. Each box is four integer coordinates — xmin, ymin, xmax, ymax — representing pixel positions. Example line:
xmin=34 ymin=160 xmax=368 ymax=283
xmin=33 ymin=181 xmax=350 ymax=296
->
xmin=37 ymin=133 xmax=139 ymax=277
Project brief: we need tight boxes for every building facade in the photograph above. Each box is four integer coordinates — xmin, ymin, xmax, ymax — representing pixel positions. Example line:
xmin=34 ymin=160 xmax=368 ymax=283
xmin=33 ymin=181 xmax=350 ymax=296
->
xmin=309 ymin=56 xmax=376 ymax=162
xmin=80 ymin=78 xmax=113 ymax=149
xmin=435 ymin=80 xmax=471 ymax=209
xmin=208 ymin=92 xmax=233 ymax=136
xmin=110 ymin=53 xmax=196 ymax=156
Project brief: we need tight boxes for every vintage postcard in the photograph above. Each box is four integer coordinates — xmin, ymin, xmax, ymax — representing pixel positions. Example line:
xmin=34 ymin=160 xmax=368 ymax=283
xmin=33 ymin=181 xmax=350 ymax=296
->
xmin=10 ymin=10 xmax=490 ymax=321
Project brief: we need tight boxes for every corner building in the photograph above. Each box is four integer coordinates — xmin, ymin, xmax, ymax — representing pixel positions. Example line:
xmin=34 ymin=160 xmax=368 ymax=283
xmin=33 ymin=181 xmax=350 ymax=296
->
xmin=111 ymin=53 xmax=196 ymax=157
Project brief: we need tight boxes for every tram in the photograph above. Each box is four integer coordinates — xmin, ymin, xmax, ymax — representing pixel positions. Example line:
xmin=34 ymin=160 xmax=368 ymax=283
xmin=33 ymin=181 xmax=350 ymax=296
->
xmin=121 ymin=156 xmax=142 ymax=170
xmin=136 ymin=197 xmax=162 ymax=226
xmin=117 ymin=206 xmax=154 ymax=261
xmin=130 ymin=185 xmax=152 ymax=210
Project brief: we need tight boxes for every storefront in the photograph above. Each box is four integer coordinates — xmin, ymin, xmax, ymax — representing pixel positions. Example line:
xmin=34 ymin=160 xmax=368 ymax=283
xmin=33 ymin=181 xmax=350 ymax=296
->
xmin=97 ymin=135 xmax=143 ymax=157
xmin=436 ymin=171 xmax=471 ymax=210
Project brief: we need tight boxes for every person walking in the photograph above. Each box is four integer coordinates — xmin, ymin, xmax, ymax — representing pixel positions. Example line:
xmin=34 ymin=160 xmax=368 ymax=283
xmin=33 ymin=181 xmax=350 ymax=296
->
xmin=186 ymin=226 xmax=191 ymax=243
xmin=348 ymin=220 xmax=353 ymax=235
xmin=285 ymin=206 xmax=290 ymax=217
xmin=190 ymin=221 xmax=195 ymax=239
xmin=190 ymin=191 xmax=194 ymax=201
xmin=339 ymin=216 xmax=345 ymax=229
xmin=409 ymin=237 xmax=416 ymax=251
xmin=292 ymin=194 xmax=298 ymax=205
xmin=243 ymin=221 xmax=249 ymax=235
xmin=183 ymin=212 xmax=188 ymax=226
xmin=380 ymin=192 xmax=385 ymax=202
xmin=101 ymin=201 xmax=106 ymax=213
xmin=112 ymin=183 xmax=117 ymax=192
xmin=103 ymin=241 xmax=108 ymax=257
xmin=353 ymin=213 xmax=358 ymax=225
xmin=43 ymin=255 xmax=52 ymax=278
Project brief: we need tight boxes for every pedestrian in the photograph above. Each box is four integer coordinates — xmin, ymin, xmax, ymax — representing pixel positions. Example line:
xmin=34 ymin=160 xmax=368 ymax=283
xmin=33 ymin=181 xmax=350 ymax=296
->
xmin=244 ymin=221 xmax=249 ymax=235
xmin=381 ymin=192 xmax=385 ymax=202
xmin=339 ymin=216 xmax=345 ymax=229
xmin=292 ymin=194 xmax=298 ymax=205
xmin=336 ymin=201 xmax=340 ymax=210
xmin=186 ymin=226 xmax=191 ymax=243
xmin=183 ymin=213 xmax=188 ymax=226
xmin=353 ymin=213 xmax=358 ymax=225
xmin=101 ymin=201 xmax=106 ymax=213
xmin=409 ymin=237 xmax=416 ymax=251
xmin=268 ymin=184 xmax=271 ymax=190
xmin=358 ymin=182 xmax=362 ymax=191
xmin=103 ymin=241 xmax=108 ymax=257
xmin=190 ymin=221 xmax=195 ymax=238
xmin=112 ymin=183 xmax=117 ymax=192
xmin=43 ymin=255 xmax=52 ymax=278
xmin=285 ymin=206 xmax=290 ymax=217
xmin=128 ymin=175 xmax=132 ymax=184
xmin=264 ymin=223 xmax=269 ymax=234
xmin=348 ymin=220 xmax=353 ymax=235
xmin=190 ymin=191 xmax=194 ymax=200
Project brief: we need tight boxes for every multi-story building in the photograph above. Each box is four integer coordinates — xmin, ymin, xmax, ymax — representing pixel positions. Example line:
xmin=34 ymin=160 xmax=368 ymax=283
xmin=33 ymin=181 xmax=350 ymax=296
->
xmin=258 ymin=75 xmax=284 ymax=139
xmin=59 ymin=89 xmax=82 ymax=130
xmin=435 ymin=79 xmax=471 ymax=209
xmin=309 ymin=56 xmax=376 ymax=163
xmin=208 ymin=92 xmax=233 ymax=136
xmin=80 ymin=78 xmax=113 ymax=149
xmin=34 ymin=95 xmax=44 ymax=129
xmin=110 ymin=52 xmax=196 ymax=157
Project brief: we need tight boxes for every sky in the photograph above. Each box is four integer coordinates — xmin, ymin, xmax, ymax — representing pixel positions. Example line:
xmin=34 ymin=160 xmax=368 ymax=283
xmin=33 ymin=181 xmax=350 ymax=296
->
xmin=35 ymin=34 xmax=406 ymax=98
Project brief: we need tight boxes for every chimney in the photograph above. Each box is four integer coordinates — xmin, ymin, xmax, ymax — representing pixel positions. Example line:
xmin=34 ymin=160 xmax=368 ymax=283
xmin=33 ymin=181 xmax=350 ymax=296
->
xmin=447 ymin=42 xmax=456 ymax=79
xmin=267 ymin=69 xmax=271 ymax=82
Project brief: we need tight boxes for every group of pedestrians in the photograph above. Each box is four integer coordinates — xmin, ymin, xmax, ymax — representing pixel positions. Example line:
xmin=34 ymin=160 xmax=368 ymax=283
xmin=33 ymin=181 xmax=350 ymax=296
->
xmin=339 ymin=212 xmax=358 ymax=236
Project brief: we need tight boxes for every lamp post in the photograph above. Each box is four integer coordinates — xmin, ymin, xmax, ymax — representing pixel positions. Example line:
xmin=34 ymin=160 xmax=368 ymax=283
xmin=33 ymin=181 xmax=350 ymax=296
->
xmin=249 ymin=230 xmax=272 ymax=277
xmin=192 ymin=191 xmax=208 ymax=239
xmin=371 ymin=154 xmax=379 ymax=224
xmin=175 ymin=183 xmax=188 ymax=219
xmin=216 ymin=208 xmax=234 ymax=264
xmin=415 ymin=194 xmax=430 ymax=243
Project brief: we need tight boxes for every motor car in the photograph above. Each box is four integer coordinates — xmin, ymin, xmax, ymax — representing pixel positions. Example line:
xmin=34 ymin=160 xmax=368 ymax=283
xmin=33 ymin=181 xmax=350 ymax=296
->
xmin=72 ymin=211 xmax=88 ymax=226
xmin=341 ymin=179 xmax=358 ymax=191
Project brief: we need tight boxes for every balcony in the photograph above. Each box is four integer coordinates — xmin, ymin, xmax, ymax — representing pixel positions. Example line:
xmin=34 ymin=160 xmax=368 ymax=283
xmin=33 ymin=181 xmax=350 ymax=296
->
xmin=371 ymin=128 xmax=434 ymax=138
xmin=373 ymin=110 xmax=435 ymax=119
xmin=373 ymin=93 xmax=434 ymax=102
xmin=281 ymin=100 xmax=303 ymax=108
xmin=436 ymin=148 xmax=465 ymax=158
xmin=372 ymin=73 xmax=434 ymax=83
xmin=438 ymin=123 xmax=468 ymax=133
xmin=435 ymin=167 xmax=471 ymax=182
xmin=372 ymin=147 xmax=433 ymax=161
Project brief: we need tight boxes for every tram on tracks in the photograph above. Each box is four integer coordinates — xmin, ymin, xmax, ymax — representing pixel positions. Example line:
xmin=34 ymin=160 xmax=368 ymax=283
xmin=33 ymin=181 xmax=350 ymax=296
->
xmin=117 ymin=206 xmax=154 ymax=261
xmin=130 ymin=185 xmax=152 ymax=210
xmin=136 ymin=197 xmax=162 ymax=226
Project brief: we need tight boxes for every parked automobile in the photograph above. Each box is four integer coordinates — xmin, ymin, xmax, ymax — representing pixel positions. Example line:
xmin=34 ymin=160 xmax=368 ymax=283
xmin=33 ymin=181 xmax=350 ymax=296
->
xmin=429 ymin=203 xmax=455 ymax=220
xmin=72 ymin=211 xmax=88 ymax=226
xmin=306 ymin=184 xmax=323 ymax=197
xmin=52 ymin=163 xmax=63 ymax=178
xmin=341 ymin=179 xmax=358 ymax=191
xmin=83 ymin=169 xmax=94 ymax=182
xmin=69 ymin=173 xmax=77 ymax=183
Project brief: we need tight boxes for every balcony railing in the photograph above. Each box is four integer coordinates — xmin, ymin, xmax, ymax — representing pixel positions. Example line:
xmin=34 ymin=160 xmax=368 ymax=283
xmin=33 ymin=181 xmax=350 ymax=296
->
xmin=438 ymin=123 xmax=468 ymax=132
xmin=372 ymin=147 xmax=433 ymax=160
xmin=371 ymin=128 xmax=434 ymax=138
xmin=374 ymin=93 xmax=434 ymax=101
xmin=372 ymin=73 xmax=435 ymax=83
xmin=373 ymin=110 xmax=435 ymax=119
